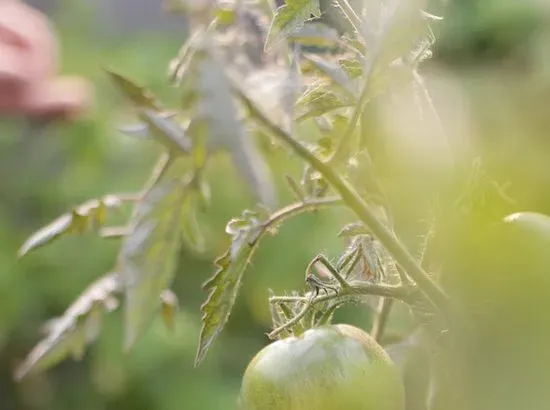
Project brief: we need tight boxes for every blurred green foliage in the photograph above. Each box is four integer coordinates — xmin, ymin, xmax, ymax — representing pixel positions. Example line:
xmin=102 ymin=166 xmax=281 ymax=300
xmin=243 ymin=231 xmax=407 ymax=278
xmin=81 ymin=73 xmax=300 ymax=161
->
xmin=3 ymin=0 xmax=550 ymax=409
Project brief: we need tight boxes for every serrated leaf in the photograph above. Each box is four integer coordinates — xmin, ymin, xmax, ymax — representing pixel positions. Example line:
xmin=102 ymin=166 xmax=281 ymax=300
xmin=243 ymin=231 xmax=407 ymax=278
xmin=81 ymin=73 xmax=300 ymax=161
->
xmin=295 ymin=85 xmax=352 ymax=121
xmin=195 ymin=210 xmax=263 ymax=366
xmin=14 ymin=273 xmax=120 ymax=381
xmin=120 ymin=178 xmax=191 ymax=350
xmin=266 ymin=0 xmax=321 ymax=51
xmin=105 ymin=69 xmax=162 ymax=111
xmin=194 ymin=49 xmax=276 ymax=207
xmin=18 ymin=195 xmax=124 ymax=257
xmin=303 ymin=53 xmax=358 ymax=98
xmin=339 ymin=57 xmax=363 ymax=78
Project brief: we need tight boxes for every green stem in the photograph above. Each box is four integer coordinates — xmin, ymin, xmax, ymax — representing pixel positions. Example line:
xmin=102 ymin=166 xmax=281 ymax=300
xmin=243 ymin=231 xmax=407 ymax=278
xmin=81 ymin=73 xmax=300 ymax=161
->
xmin=251 ymin=197 xmax=343 ymax=246
xmin=370 ymin=298 xmax=394 ymax=342
xmin=271 ymin=282 xmax=416 ymax=304
xmin=269 ymin=297 xmax=313 ymax=339
xmin=235 ymin=85 xmax=450 ymax=313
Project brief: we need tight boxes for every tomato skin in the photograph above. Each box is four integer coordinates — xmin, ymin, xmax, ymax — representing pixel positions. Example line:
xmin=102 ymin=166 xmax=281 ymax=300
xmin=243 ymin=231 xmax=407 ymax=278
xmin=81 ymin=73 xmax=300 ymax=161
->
xmin=239 ymin=324 xmax=405 ymax=410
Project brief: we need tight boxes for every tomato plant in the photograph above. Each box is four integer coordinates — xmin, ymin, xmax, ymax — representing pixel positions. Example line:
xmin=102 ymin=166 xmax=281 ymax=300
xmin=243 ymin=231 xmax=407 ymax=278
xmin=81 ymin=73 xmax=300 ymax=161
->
xmin=239 ymin=324 xmax=404 ymax=410
xmin=14 ymin=0 xmax=550 ymax=409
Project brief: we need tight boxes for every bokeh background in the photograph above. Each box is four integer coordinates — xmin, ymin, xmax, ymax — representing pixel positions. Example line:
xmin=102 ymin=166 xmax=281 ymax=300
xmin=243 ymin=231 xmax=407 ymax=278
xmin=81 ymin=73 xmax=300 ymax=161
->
xmin=2 ymin=0 xmax=550 ymax=409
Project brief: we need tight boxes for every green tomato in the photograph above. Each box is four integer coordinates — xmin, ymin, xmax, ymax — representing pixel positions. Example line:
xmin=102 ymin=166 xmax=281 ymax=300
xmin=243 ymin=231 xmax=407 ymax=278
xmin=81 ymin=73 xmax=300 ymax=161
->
xmin=239 ymin=324 xmax=405 ymax=410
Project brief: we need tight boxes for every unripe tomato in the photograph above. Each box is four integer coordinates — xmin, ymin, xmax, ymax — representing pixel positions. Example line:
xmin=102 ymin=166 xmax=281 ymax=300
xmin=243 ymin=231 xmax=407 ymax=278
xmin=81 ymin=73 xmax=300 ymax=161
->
xmin=239 ymin=324 xmax=405 ymax=410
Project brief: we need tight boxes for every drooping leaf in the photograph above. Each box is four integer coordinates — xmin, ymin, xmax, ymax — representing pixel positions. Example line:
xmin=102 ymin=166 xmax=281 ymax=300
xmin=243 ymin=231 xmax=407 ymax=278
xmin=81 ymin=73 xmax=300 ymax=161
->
xmin=105 ymin=69 xmax=162 ymax=111
xmin=119 ymin=177 xmax=192 ymax=350
xmin=117 ymin=111 xmax=177 ymax=140
xmin=265 ymin=0 xmax=321 ymax=50
xmin=193 ymin=47 xmax=276 ymax=207
xmin=14 ymin=273 xmax=121 ymax=381
xmin=195 ymin=210 xmax=264 ymax=366
xmin=18 ymin=195 xmax=125 ymax=257
xmin=139 ymin=109 xmax=193 ymax=155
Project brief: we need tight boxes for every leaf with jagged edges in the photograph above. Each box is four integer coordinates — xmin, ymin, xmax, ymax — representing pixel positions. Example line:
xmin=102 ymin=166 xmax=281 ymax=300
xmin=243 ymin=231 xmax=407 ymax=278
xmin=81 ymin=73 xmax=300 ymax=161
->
xmin=192 ymin=46 xmax=276 ymax=207
xmin=105 ymin=69 xmax=162 ymax=111
xmin=14 ymin=273 xmax=121 ymax=381
xmin=265 ymin=0 xmax=321 ymax=51
xmin=195 ymin=209 xmax=264 ymax=366
xmin=295 ymin=83 xmax=353 ymax=121
xmin=120 ymin=171 xmax=195 ymax=350
xmin=18 ymin=195 xmax=125 ymax=257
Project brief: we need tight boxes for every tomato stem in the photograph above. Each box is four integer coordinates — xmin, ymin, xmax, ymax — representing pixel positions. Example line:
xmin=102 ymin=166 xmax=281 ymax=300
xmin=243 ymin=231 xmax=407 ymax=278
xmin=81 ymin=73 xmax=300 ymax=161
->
xmin=234 ymin=83 xmax=452 ymax=315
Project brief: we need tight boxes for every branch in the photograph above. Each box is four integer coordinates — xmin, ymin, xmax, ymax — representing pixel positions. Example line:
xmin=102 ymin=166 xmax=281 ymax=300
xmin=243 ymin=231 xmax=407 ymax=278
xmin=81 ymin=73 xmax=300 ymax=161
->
xmin=250 ymin=196 xmax=343 ymax=246
xmin=370 ymin=298 xmax=394 ymax=342
xmin=234 ymin=85 xmax=451 ymax=313
xmin=270 ymin=282 xmax=417 ymax=305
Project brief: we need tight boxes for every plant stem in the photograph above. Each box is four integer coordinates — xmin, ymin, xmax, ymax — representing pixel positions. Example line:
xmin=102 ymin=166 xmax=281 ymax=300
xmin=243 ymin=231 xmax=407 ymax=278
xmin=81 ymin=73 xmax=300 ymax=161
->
xmin=268 ymin=297 xmax=313 ymax=339
xmin=270 ymin=283 xmax=416 ymax=305
xmin=370 ymin=298 xmax=394 ymax=342
xmin=328 ymin=41 xmax=383 ymax=164
xmin=251 ymin=197 xmax=343 ymax=245
xmin=235 ymin=85 xmax=451 ymax=313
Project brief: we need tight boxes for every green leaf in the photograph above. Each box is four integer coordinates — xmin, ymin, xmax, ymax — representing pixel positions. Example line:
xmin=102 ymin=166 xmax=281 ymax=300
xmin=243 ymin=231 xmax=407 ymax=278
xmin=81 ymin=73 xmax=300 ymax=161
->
xmin=120 ymin=177 xmax=191 ymax=350
xmin=266 ymin=0 xmax=321 ymax=50
xmin=295 ymin=85 xmax=352 ymax=121
xmin=117 ymin=111 xmax=193 ymax=156
xmin=338 ymin=57 xmax=363 ymax=79
xmin=14 ymin=273 xmax=120 ymax=381
xmin=105 ymin=69 xmax=162 ymax=110
xmin=139 ymin=109 xmax=192 ymax=155
xmin=195 ymin=210 xmax=263 ymax=366
xmin=303 ymin=53 xmax=359 ymax=98
xmin=18 ymin=195 xmax=125 ymax=257
xmin=194 ymin=48 xmax=276 ymax=207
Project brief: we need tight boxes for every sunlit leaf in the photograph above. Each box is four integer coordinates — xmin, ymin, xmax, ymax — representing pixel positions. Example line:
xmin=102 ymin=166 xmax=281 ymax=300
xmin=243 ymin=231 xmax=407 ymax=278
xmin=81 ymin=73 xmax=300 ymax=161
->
xmin=338 ymin=57 xmax=363 ymax=78
xmin=14 ymin=273 xmax=121 ymax=381
xmin=295 ymin=85 xmax=352 ymax=121
xmin=265 ymin=0 xmax=321 ymax=51
xmin=18 ymin=195 xmax=126 ymax=257
xmin=195 ymin=210 xmax=264 ymax=366
xmin=105 ymin=69 xmax=162 ymax=110
xmin=120 ymin=177 xmax=192 ymax=350
xmin=303 ymin=53 xmax=358 ymax=98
